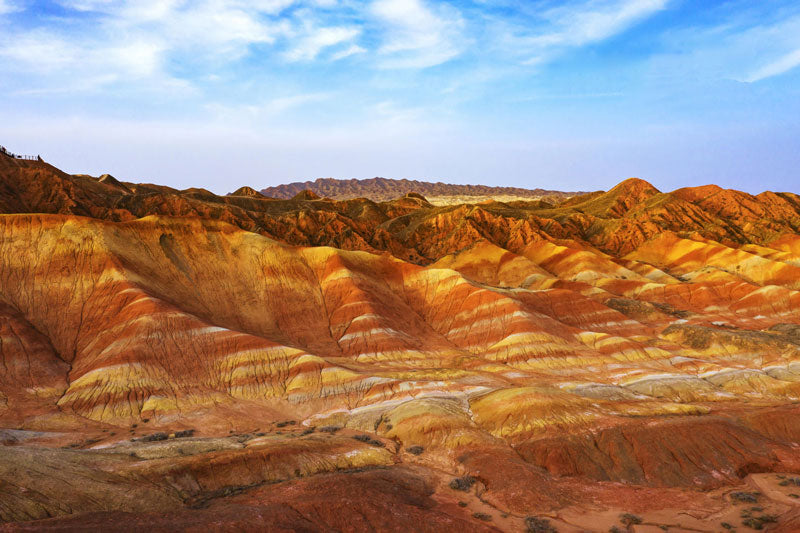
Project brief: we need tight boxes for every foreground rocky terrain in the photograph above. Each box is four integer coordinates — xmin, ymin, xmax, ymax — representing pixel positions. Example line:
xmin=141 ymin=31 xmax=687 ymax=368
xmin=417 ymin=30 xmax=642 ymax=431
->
xmin=1 ymin=152 xmax=800 ymax=531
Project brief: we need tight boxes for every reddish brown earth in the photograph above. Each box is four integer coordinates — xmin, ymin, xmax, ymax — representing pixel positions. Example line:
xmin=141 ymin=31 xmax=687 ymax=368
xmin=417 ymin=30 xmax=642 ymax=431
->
xmin=1 ymin=151 xmax=800 ymax=531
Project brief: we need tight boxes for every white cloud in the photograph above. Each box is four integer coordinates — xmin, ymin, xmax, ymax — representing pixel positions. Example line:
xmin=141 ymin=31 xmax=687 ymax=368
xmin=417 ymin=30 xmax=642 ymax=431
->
xmin=58 ymin=0 xmax=296 ymax=17
xmin=285 ymin=26 xmax=360 ymax=61
xmin=532 ymin=0 xmax=668 ymax=48
xmin=491 ymin=0 xmax=668 ymax=66
xmin=0 ymin=0 xmax=298 ymax=94
xmin=0 ymin=0 xmax=19 ymax=15
xmin=1 ymin=28 xmax=193 ymax=97
xmin=370 ymin=0 xmax=465 ymax=68
xmin=0 ymin=31 xmax=165 ymax=78
xmin=0 ymin=32 xmax=81 ymax=72
xmin=331 ymin=44 xmax=366 ymax=61
xmin=745 ymin=47 xmax=800 ymax=82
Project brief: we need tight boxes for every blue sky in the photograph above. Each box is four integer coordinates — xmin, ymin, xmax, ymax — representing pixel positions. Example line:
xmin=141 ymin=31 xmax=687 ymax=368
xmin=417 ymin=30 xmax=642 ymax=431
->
xmin=1 ymin=0 xmax=799 ymax=194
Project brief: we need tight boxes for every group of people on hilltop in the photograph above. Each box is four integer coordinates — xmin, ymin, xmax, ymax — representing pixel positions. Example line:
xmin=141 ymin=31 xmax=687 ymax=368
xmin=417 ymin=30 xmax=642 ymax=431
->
xmin=0 ymin=145 xmax=41 ymax=161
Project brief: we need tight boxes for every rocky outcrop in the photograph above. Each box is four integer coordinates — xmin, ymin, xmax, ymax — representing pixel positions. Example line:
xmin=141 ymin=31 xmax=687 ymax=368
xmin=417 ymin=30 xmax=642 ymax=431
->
xmin=516 ymin=416 xmax=785 ymax=488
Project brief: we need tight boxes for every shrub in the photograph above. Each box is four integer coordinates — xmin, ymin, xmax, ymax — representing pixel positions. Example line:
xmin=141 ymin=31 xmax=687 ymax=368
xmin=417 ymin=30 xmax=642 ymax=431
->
xmin=741 ymin=517 xmax=763 ymax=530
xmin=458 ymin=501 xmax=468 ymax=507
xmin=406 ymin=445 xmax=424 ymax=455
xmin=730 ymin=491 xmax=760 ymax=503
xmin=742 ymin=515 xmax=777 ymax=530
xmin=525 ymin=516 xmax=557 ymax=533
xmin=472 ymin=513 xmax=491 ymax=521
xmin=449 ymin=476 xmax=476 ymax=491
xmin=619 ymin=513 xmax=642 ymax=526
xmin=319 ymin=426 xmax=341 ymax=433
xmin=174 ymin=429 xmax=195 ymax=438
xmin=140 ymin=432 xmax=168 ymax=442
xmin=352 ymin=434 xmax=384 ymax=447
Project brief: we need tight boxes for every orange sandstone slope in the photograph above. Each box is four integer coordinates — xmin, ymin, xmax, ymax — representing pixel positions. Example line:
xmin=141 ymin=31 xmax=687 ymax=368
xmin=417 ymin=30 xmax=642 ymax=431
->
xmin=2 ymin=151 xmax=800 ymax=531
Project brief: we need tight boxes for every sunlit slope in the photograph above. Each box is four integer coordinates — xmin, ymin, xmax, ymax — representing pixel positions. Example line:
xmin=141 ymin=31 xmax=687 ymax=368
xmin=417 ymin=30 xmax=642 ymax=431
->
xmin=1 ymin=209 xmax=800 ymax=429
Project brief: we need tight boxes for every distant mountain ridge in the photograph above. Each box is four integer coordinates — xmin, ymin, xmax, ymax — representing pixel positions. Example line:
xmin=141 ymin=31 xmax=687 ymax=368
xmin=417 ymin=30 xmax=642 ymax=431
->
xmin=259 ymin=177 xmax=580 ymax=202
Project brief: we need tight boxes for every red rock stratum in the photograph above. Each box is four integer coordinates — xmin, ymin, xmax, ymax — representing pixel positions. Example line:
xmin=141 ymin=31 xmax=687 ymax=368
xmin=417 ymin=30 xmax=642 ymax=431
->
xmin=2 ymin=152 xmax=800 ymax=531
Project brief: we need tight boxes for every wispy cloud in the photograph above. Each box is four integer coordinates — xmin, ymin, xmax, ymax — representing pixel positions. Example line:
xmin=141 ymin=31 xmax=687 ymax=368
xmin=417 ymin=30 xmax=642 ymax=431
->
xmin=0 ymin=0 xmax=19 ymax=15
xmin=491 ymin=0 xmax=668 ymax=65
xmin=370 ymin=0 xmax=466 ymax=69
xmin=0 ymin=30 xmax=167 ymax=82
xmin=331 ymin=44 xmax=366 ymax=61
xmin=645 ymin=9 xmax=800 ymax=84
xmin=285 ymin=25 xmax=360 ymax=61
xmin=0 ymin=0 xmax=296 ymax=93
xmin=745 ymin=48 xmax=800 ymax=82
xmin=532 ymin=0 xmax=668 ymax=48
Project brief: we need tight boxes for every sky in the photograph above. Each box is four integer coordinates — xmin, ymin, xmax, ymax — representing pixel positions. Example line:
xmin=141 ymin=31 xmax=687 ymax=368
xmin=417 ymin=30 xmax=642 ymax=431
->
xmin=1 ymin=0 xmax=799 ymax=194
